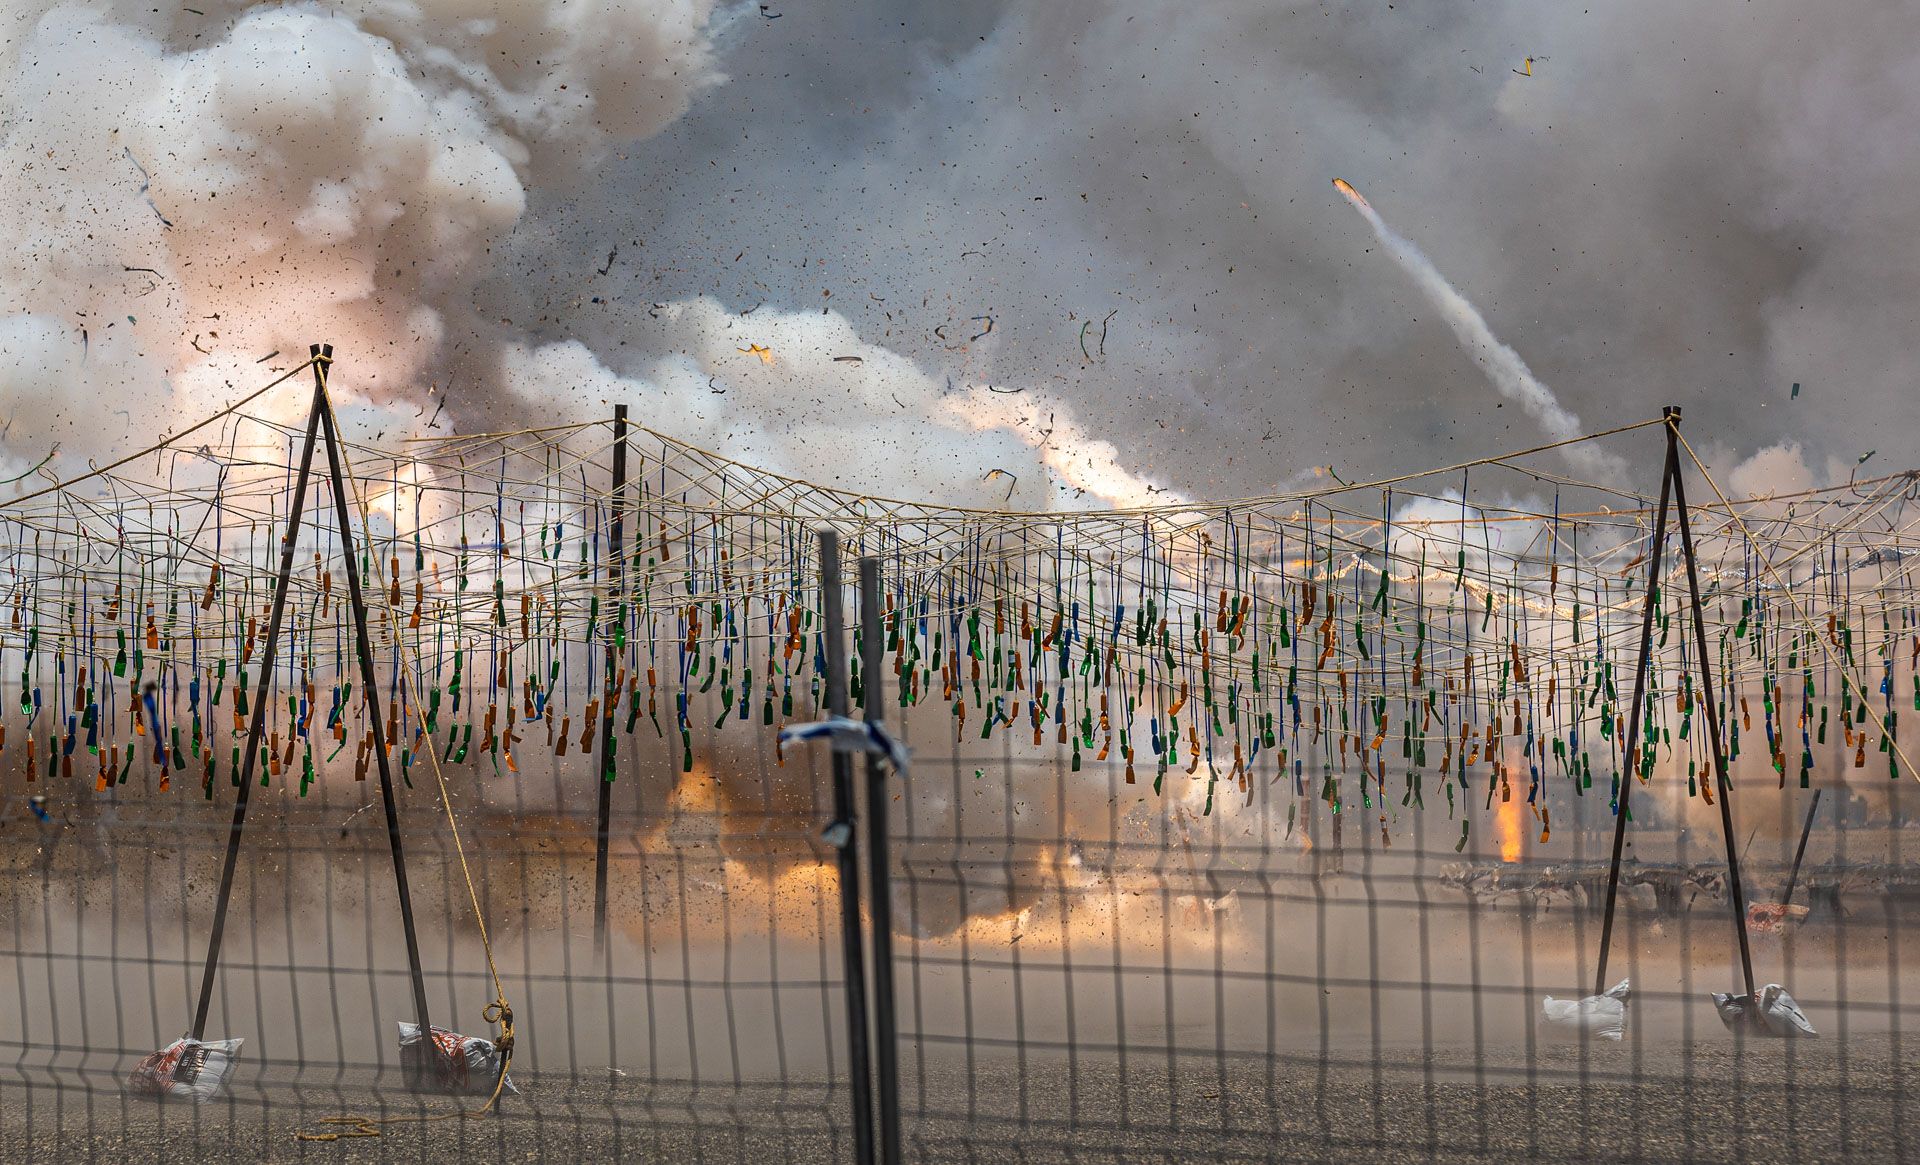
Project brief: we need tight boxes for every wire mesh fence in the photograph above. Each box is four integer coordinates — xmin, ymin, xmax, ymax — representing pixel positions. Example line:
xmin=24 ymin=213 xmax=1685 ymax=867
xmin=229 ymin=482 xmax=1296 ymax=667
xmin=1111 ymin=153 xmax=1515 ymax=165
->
xmin=2 ymin=719 xmax=1916 ymax=1162
xmin=0 ymin=378 xmax=1916 ymax=1162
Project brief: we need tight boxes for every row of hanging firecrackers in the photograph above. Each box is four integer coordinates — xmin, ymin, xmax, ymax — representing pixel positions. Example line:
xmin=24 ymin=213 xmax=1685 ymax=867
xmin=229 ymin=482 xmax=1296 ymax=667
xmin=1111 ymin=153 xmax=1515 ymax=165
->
xmin=2 ymin=422 xmax=1911 ymax=830
xmin=0 ymin=518 xmax=1885 ymax=805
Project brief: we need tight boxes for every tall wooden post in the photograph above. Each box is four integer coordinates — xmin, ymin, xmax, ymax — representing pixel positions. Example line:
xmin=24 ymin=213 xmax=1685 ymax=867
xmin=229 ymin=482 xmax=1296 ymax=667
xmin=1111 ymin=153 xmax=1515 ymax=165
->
xmin=1594 ymin=407 xmax=1678 ymax=996
xmin=315 ymin=345 xmax=433 ymax=1041
xmin=594 ymin=404 xmax=628 ymax=956
xmin=191 ymin=360 xmax=326 ymax=1041
xmin=1669 ymin=424 xmax=1758 ymax=1002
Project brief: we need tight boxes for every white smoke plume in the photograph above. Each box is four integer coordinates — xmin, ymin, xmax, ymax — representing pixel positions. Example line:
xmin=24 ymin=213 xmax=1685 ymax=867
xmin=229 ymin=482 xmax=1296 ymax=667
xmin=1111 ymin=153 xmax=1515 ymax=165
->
xmin=1334 ymin=178 xmax=1627 ymax=483
xmin=0 ymin=0 xmax=722 ymax=475
xmin=0 ymin=0 xmax=1171 ymax=511
xmin=499 ymin=298 xmax=1179 ymax=510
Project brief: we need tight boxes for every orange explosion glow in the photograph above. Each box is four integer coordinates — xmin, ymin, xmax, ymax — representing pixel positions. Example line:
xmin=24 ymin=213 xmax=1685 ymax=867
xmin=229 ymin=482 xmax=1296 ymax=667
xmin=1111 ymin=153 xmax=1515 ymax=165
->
xmin=1496 ymin=789 xmax=1523 ymax=864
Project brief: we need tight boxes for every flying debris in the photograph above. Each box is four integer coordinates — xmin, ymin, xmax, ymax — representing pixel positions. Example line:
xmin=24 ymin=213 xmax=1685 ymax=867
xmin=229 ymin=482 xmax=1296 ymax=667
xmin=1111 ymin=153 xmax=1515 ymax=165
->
xmin=0 ymin=445 xmax=61 ymax=485
xmin=121 ymin=148 xmax=172 ymax=228
xmin=737 ymin=343 xmax=774 ymax=364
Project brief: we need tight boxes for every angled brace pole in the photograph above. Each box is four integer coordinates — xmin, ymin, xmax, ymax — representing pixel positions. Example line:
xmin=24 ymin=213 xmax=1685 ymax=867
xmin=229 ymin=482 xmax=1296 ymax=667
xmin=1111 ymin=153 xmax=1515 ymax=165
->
xmin=190 ymin=364 xmax=326 ymax=1041
xmin=1669 ymin=423 xmax=1759 ymax=1003
xmin=1594 ymin=406 xmax=1679 ymax=997
xmin=1781 ymin=788 xmax=1822 ymax=907
xmin=313 ymin=344 xmax=434 ymax=1038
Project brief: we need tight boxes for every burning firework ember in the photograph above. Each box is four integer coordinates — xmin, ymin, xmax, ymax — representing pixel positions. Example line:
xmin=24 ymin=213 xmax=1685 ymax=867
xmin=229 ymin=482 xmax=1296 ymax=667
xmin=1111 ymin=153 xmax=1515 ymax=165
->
xmin=1332 ymin=177 xmax=1373 ymax=213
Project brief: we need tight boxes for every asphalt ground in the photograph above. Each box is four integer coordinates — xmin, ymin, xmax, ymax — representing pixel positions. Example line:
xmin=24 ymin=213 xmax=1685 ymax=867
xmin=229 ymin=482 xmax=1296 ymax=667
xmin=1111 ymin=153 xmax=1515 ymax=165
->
xmin=3 ymin=1034 xmax=1913 ymax=1163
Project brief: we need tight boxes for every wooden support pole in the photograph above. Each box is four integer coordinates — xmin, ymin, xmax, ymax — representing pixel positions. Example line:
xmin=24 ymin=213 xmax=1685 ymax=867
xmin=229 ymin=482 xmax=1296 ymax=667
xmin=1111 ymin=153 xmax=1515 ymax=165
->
xmin=190 ymin=363 xmax=326 ymax=1041
xmin=1781 ymin=789 xmax=1823 ymax=907
xmin=594 ymin=404 xmax=628 ymax=956
xmin=314 ymin=345 xmax=434 ymax=1040
xmin=1595 ymin=407 xmax=1679 ymax=997
xmin=1669 ymin=425 xmax=1759 ymax=1003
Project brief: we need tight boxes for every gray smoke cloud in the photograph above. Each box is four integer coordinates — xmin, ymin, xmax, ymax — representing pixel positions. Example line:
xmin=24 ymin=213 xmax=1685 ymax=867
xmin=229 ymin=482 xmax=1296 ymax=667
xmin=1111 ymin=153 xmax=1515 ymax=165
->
xmin=2 ymin=0 xmax=1915 ymax=503
xmin=1333 ymin=177 xmax=1627 ymax=482
xmin=493 ymin=0 xmax=1917 ymax=497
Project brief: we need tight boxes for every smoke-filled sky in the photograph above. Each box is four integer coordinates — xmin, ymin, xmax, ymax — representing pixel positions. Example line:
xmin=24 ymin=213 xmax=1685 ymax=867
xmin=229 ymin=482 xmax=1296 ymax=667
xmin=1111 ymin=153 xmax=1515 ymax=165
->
xmin=0 ymin=1 xmax=1913 ymax=507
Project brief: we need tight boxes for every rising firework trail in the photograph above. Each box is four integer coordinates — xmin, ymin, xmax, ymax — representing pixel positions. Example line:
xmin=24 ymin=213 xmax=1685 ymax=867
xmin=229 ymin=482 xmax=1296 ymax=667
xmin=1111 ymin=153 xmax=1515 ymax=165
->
xmin=1332 ymin=177 xmax=1625 ymax=482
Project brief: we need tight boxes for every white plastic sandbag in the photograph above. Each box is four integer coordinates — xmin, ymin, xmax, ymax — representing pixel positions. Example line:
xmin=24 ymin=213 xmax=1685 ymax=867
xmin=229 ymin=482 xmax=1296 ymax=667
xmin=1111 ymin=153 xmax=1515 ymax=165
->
xmin=128 ymin=1036 xmax=243 ymax=1101
xmin=1541 ymin=978 xmax=1631 ymax=1040
xmin=1711 ymin=984 xmax=1817 ymax=1037
xmin=398 ymin=1022 xmax=515 ymax=1096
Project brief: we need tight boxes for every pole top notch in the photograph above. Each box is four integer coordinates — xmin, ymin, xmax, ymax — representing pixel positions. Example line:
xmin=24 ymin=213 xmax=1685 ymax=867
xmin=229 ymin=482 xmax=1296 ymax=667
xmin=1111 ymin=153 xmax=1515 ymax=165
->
xmin=1663 ymin=405 xmax=1683 ymax=420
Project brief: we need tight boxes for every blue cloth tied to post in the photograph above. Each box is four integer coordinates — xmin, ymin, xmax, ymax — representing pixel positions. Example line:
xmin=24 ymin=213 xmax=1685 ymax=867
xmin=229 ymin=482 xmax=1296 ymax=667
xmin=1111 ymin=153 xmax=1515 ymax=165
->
xmin=778 ymin=716 xmax=910 ymax=776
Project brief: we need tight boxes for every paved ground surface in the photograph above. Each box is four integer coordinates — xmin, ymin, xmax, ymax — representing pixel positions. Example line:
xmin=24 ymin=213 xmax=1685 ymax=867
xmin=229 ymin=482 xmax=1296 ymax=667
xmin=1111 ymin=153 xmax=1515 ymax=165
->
xmin=3 ymin=1035 xmax=1913 ymax=1163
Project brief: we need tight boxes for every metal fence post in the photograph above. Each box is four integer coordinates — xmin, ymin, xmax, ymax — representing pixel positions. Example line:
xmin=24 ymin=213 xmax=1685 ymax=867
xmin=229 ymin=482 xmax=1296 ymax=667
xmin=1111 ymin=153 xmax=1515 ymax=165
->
xmin=860 ymin=556 xmax=902 ymax=1165
xmin=821 ymin=530 xmax=876 ymax=1165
